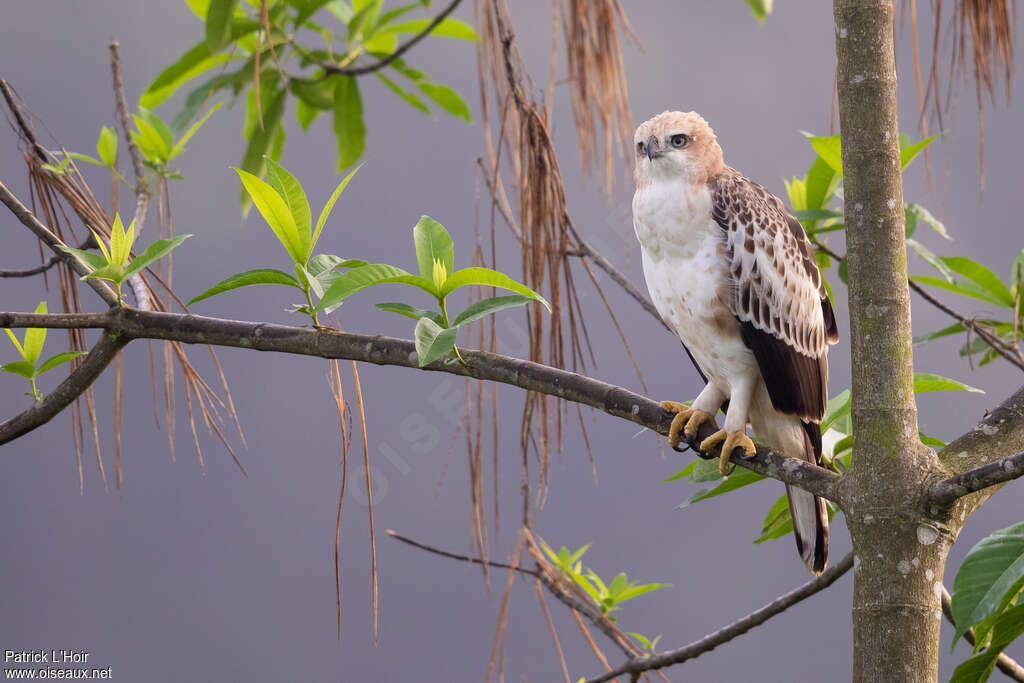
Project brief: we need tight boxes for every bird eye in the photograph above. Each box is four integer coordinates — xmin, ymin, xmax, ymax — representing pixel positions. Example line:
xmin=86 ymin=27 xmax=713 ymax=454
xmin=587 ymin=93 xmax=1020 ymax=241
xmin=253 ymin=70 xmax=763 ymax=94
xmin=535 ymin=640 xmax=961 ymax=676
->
xmin=670 ymin=134 xmax=688 ymax=149
xmin=637 ymin=141 xmax=646 ymax=154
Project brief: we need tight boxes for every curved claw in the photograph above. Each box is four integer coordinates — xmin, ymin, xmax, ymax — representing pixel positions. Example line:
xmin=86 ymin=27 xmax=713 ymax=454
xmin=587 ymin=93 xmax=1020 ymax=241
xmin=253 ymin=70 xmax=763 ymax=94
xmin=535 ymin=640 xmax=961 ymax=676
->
xmin=700 ymin=429 xmax=757 ymax=476
xmin=660 ymin=401 xmax=716 ymax=451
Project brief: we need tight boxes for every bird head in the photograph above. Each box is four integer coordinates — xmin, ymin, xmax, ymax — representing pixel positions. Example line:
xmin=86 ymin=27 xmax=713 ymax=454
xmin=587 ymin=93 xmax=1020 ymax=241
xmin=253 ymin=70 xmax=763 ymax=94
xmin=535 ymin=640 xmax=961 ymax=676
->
xmin=633 ymin=111 xmax=724 ymax=186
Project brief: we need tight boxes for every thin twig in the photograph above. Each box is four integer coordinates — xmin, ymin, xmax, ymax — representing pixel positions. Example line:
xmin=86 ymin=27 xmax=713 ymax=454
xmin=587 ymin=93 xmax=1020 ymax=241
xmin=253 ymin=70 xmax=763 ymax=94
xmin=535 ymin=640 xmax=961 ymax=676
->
xmin=109 ymin=41 xmax=153 ymax=310
xmin=940 ymin=584 xmax=1024 ymax=681
xmin=386 ymin=529 xmax=536 ymax=576
xmin=585 ymin=552 xmax=855 ymax=683
xmin=323 ymin=0 xmax=463 ymax=76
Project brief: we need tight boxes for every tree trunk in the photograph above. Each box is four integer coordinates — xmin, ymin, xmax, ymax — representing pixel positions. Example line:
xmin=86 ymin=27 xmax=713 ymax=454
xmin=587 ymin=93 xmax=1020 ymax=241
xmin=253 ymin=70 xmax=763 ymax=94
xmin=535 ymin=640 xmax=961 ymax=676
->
xmin=834 ymin=1 xmax=954 ymax=680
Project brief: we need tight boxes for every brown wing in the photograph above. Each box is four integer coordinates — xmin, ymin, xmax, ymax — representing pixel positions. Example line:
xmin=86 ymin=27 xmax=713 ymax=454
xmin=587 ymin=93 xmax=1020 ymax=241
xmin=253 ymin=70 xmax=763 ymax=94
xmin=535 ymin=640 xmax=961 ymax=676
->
xmin=709 ymin=170 xmax=839 ymax=422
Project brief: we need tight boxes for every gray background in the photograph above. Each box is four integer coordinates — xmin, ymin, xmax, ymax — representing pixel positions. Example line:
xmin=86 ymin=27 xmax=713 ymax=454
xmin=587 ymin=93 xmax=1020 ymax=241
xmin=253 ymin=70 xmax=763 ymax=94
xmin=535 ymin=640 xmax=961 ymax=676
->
xmin=2 ymin=2 xmax=1022 ymax=681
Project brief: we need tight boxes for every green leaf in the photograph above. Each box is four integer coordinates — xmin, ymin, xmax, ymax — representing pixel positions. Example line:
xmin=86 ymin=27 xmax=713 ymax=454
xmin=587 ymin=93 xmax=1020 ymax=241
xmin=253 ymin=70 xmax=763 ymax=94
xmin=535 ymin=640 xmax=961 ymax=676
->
xmin=900 ymin=134 xmax=938 ymax=170
xmin=413 ymin=216 xmax=454 ymax=281
xmin=333 ymin=75 xmax=367 ymax=170
xmin=141 ymin=41 xmax=235 ymax=109
xmin=0 ymin=360 xmax=36 ymax=379
xmin=235 ymin=167 xmax=307 ymax=263
xmin=793 ymin=209 xmax=843 ymax=222
xmin=913 ymin=371 xmax=983 ymax=394
xmin=375 ymin=302 xmax=445 ymax=326
xmin=313 ymin=164 xmax=361 ymax=253
xmin=1010 ymin=249 xmax=1024 ymax=297
xmin=296 ymin=98 xmax=321 ymax=130
xmin=905 ymin=203 xmax=950 ymax=240
xmin=4 ymin=328 xmax=25 ymax=358
xmin=440 ymin=267 xmax=550 ymax=309
xmin=743 ymin=0 xmax=773 ymax=22
xmin=676 ymin=467 xmax=766 ymax=508
xmin=804 ymin=156 xmax=840 ymax=212
xmin=36 ymin=351 xmax=85 ymax=375
xmin=131 ymin=115 xmax=171 ymax=164
xmin=413 ymin=316 xmax=458 ymax=366
xmin=689 ymin=457 xmax=725 ymax=483
xmin=239 ymin=86 xmax=285 ymax=189
xmin=662 ymin=458 xmax=698 ymax=483
xmin=912 ymin=275 xmax=1011 ymax=308
xmin=821 ymin=389 xmax=852 ymax=433
xmin=169 ymin=101 xmax=223 ymax=160
xmin=913 ymin=321 xmax=967 ymax=347
xmin=108 ymin=214 xmax=135 ymax=269
xmin=205 ymin=0 xmax=240 ymax=51
xmin=123 ymin=235 xmax=192 ymax=280
xmin=57 ymin=245 xmax=107 ymax=272
xmin=907 ymin=238 xmax=955 ymax=283
xmin=417 ymin=82 xmax=471 ymax=123
xmin=21 ymin=301 xmax=48 ymax=365
xmin=189 ymin=268 xmax=303 ymax=305
xmin=941 ymin=257 xmax=1015 ymax=307
xmin=84 ymin=263 xmax=126 ymax=284
xmin=803 ymin=132 xmax=843 ymax=176
xmin=96 ymin=126 xmax=118 ymax=168
xmin=951 ymin=522 xmax=1024 ymax=648
xmin=264 ymin=157 xmax=312 ymax=257
xmin=951 ymin=604 xmax=1024 ymax=683
xmin=66 ymin=152 xmax=103 ymax=167
xmin=316 ymin=263 xmax=435 ymax=312
xmin=755 ymin=494 xmax=794 ymax=544
xmin=450 ymin=295 xmax=531 ymax=328
xmin=138 ymin=109 xmax=174 ymax=156
xmin=386 ymin=16 xmax=477 ymax=40
xmin=289 ymin=76 xmax=337 ymax=109
xmin=375 ymin=73 xmax=431 ymax=115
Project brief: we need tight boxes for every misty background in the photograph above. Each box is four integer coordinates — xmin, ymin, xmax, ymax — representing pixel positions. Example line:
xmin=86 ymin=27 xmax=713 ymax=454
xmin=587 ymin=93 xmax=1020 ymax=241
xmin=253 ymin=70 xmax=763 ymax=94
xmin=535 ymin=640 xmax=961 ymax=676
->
xmin=2 ymin=2 xmax=1023 ymax=680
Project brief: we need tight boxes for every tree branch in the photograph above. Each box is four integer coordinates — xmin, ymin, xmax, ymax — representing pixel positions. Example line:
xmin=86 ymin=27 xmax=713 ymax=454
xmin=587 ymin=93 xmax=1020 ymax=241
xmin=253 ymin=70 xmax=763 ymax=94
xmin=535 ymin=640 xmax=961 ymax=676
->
xmin=0 ymin=308 xmax=841 ymax=499
xmin=0 ymin=180 xmax=119 ymax=306
xmin=929 ymin=450 xmax=1024 ymax=508
xmin=0 ymin=333 xmax=126 ymax=445
xmin=322 ymin=0 xmax=463 ymax=76
xmin=584 ymin=552 xmax=855 ymax=683
xmin=940 ymin=584 xmax=1024 ymax=681
xmin=932 ymin=383 xmax=1024 ymax=514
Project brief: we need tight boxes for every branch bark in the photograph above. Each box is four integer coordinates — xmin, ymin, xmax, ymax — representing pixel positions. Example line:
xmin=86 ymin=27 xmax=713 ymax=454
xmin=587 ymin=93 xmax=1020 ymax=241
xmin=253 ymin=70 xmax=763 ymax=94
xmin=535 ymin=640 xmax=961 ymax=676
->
xmin=0 ymin=308 xmax=842 ymax=500
xmin=585 ymin=552 xmax=855 ymax=683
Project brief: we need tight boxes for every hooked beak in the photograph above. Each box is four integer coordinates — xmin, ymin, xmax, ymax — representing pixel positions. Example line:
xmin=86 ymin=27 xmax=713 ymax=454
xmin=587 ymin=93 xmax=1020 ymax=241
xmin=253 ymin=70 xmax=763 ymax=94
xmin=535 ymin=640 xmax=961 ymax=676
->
xmin=645 ymin=135 xmax=662 ymax=161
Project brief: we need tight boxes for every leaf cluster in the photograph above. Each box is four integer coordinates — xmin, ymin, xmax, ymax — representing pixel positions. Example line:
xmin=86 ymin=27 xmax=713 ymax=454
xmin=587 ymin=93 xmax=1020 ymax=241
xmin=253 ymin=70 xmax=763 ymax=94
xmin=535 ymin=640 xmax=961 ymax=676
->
xmin=540 ymin=542 xmax=671 ymax=622
xmin=2 ymin=302 xmax=85 ymax=401
xmin=141 ymin=0 xmax=476 ymax=189
xmin=948 ymin=522 xmax=1024 ymax=682
xmin=59 ymin=214 xmax=191 ymax=301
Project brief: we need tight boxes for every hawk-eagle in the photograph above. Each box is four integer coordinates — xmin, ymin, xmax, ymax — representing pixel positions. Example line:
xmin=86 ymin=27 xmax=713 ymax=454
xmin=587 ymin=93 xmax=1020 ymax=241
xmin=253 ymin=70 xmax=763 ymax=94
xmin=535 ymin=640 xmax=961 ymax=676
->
xmin=632 ymin=111 xmax=839 ymax=573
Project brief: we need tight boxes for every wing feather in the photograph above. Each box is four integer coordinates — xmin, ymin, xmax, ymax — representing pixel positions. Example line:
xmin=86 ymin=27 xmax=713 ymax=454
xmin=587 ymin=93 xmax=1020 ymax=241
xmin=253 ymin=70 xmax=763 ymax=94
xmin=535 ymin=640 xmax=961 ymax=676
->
xmin=709 ymin=170 xmax=838 ymax=422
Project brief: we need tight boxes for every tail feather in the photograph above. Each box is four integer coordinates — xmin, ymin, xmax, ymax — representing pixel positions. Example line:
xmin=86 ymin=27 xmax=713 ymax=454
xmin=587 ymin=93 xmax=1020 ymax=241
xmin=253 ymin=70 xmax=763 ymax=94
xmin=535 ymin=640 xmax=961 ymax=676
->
xmin=788 ymin=421 xmax=829 ymax=574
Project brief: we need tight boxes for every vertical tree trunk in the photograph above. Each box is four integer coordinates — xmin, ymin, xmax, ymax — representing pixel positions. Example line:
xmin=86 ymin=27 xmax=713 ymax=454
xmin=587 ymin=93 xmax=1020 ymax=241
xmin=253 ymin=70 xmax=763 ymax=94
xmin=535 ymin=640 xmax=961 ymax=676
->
xmin=834 ymin=1 xmax=952 ymax=681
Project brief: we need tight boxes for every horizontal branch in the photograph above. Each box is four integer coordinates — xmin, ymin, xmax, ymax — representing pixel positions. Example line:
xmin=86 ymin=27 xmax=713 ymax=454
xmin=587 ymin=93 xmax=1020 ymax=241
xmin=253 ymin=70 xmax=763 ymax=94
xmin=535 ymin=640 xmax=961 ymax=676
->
xmin=928 ymin=450 xmax=1024 ymax=508
xmin=585 ymin=551 xmax=855 ymax=683
xmin=0 ymin=308 xmax=842 ymax=499
xmin=0 ymin=333 xmax=126 ymax=445
xmin=0 ymin=254 xmax=62 ymax=278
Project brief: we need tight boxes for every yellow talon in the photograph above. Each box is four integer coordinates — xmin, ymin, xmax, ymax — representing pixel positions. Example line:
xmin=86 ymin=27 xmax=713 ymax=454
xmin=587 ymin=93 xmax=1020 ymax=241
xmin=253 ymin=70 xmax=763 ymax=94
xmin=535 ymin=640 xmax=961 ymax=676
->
xmin=699 ymin=429 xmax=757 ymax=476
xmin=659 ymin=401 xmax=715 ymax=450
